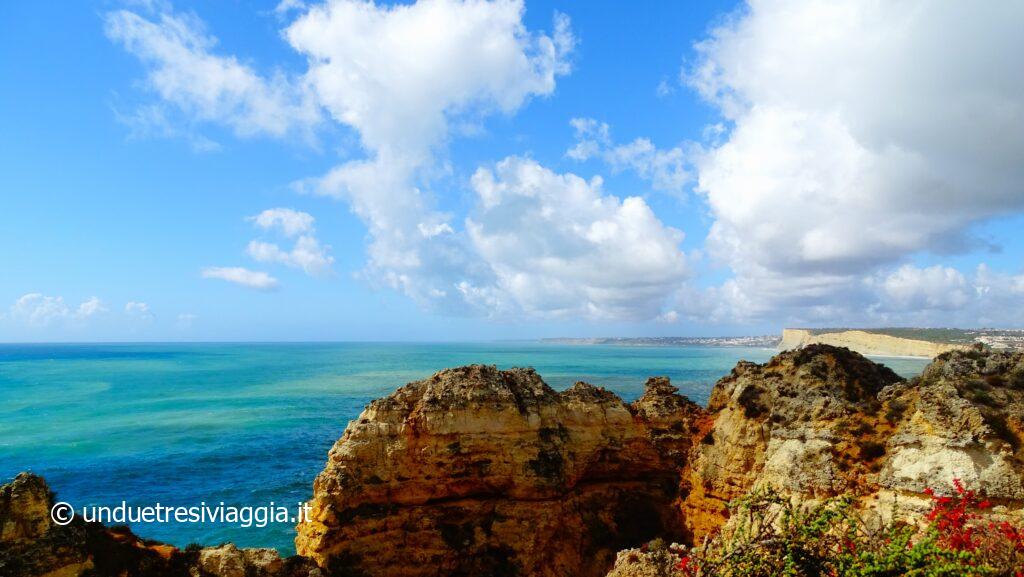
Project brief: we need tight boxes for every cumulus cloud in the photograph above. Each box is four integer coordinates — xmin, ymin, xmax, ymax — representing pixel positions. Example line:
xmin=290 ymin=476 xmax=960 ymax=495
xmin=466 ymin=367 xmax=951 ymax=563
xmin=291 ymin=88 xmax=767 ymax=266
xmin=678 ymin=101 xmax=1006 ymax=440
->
xmin=287 ymin=0 xmax=572 ymax=162
xmin=247 ymin=236 xmax=333 ymax=276
xmin=110 ymin=0 xmax=580 ymax=316
xmin=973 ymin=265 xmax=1024 ymax=326
xmin=110 ymin=0 xmax=1024 ymax=326
xmin=683 ymin=0 xmax=1024 ymax=321
xmin=567 ymin=118 xmax=691 ymax=195
xmin=863 ymin=264 xmax=1024 ymax=326
xmin=466 ymin=157 xmax=688 ymax=319
xmin=875 ymin=265 xmax=972 ymax=312
xmin=8 ymin=294 xmax=106 ymax=326
xmin=76 ymin=297 xmax=108 ymax=319
xmin=104 ymin=6 xmax=319 ymax=139
xmin=248 ymin=208 xmax=315 ymax=237
xmin=245 ymin=208 xmax=333 ymax=276
xmin=201 ymin=266 xmax=279 ymax=290
xmin=10 ymin=294 xmax=70 ymax=326
xmin=290 ymin=0 xmax=574 ymax=311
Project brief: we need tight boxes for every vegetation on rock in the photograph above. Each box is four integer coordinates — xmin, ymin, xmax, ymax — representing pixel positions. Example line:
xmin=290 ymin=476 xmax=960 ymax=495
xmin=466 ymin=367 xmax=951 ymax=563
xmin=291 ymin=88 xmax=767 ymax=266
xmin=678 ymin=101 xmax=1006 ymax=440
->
xmin=613 ymin=481 xmax=1024 ymax=577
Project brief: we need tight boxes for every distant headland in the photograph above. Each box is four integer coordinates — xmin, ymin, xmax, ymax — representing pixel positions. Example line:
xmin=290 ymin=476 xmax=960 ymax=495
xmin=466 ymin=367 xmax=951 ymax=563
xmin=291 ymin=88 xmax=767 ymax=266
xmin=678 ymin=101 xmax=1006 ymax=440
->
xmin=545 ymin=328 xmax=1024 ymax=358
xmin=541 ymin=335 xmax=781 ymax=347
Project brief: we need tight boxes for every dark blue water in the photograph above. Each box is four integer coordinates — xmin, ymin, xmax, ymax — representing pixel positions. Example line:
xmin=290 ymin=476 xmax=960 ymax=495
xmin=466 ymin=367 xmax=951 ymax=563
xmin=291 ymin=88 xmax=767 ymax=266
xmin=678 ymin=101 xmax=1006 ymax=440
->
xmin=0 ymin=342 xmax=927 ymax=553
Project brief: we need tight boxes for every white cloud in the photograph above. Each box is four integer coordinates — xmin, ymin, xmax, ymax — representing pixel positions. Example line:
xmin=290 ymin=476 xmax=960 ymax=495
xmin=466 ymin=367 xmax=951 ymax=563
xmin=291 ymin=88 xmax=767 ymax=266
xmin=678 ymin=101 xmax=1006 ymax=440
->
xmin=10 ymin=294 xmax=70 ymax=326
xmin=970 ymin=265 xmax=1024 ymax=326
xmin=866 ymin=264 xmax=1024 ymax=327
xmin=245 ymin=208 xmax=333 ymax=276
xmin=466 ymin=156 xmax=688 ymax=319
xmin=248 ymin=207 xmax=315 ymax=237
xmin=107 ymin=0 xmax=1024 ymax=326
xmin=111 ymin=1 xmax=576 ymax=315
xmin=683 ymin=0 xmax=1024 ymax=321
xmin=876 ymin=265 xmax=971 ymax=312
xmin=201 ymin=266 xmax=279 ymax=290
xmin=124 ymin=301 xmax=152 ymax=314
xmin=247 ymin=236 xmax=333 ymax=276
xmin=76 ymin=297 xmax=107 ymax=319
xmin=287 ymin=0 xmax=572 ymax=162
xmin=104 ymin=6 xmax=319 ymax=140
xmin=288 ymin=0 xmax=574 ymax=310
xmin=8 ymin=294 xmax=107 ymax=327
xmin=274 ymin=0 xmax=306 ymax=17
xmin=567 ymin=118 xmax=691 ymax=195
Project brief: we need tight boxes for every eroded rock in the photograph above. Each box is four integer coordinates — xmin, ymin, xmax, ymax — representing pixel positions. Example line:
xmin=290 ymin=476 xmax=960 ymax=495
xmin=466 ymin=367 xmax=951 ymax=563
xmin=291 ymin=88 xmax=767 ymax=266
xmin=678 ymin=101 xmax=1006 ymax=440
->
xmin=295 ymin=365 xmax=704 ymax=577
xmin=680 ymin=344 xmax=1024 ymax=542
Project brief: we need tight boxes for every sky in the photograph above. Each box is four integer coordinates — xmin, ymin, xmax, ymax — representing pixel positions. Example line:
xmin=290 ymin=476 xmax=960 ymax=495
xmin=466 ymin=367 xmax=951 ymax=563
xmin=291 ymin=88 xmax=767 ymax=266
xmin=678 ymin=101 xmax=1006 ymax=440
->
xmin=1 ymin=0 xmax=1023 ymax=342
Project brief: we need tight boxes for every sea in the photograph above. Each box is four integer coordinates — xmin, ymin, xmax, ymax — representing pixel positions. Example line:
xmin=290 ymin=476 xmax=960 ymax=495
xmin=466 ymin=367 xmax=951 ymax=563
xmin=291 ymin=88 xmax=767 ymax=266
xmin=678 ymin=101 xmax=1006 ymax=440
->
xmin=0 ymin=342 xmax=930 ymax=554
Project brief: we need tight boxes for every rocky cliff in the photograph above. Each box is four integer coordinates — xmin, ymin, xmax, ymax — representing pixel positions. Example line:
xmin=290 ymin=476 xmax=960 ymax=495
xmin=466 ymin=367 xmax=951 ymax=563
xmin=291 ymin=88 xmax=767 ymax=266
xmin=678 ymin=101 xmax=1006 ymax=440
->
xmin=0 ymin=473 xmax=319 ymax=577
xmin=678 ymin=344 xmax=904 ymax=539
xmin=780 ymin=328 xmax=967 ymax=358
xmin=7 ymin=346 xmax=1024 ymax=577
xmin=294 ymin=365 xmax=704 ymax=577
xmin=680 ymin=344 xmax=1024 ymax=543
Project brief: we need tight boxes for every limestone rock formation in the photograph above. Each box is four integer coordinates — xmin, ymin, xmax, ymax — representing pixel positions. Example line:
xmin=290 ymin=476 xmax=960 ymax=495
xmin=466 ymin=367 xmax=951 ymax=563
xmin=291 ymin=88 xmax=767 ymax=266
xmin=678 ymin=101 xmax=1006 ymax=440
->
xmin=878 ymin=347 xmax=1024 ymax=502
xmin=1 ymin=473 xmax=54 ymax=544
xmin=0 ymin=473 xmax=319 ymax=577
xmin=680 ymin=344 xmax=1024 ymax=542
xmin=295 ymin=365 xmax=704 ymax=577
xmin=679 ymin=344 xmax=903 ymax=540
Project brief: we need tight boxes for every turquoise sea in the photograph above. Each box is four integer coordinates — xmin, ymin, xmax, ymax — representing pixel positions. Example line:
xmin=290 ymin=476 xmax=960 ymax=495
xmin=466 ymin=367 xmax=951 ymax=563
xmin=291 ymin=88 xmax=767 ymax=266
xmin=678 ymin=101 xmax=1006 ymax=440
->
xmin=0 ymin=342 xmax=929 ymax=554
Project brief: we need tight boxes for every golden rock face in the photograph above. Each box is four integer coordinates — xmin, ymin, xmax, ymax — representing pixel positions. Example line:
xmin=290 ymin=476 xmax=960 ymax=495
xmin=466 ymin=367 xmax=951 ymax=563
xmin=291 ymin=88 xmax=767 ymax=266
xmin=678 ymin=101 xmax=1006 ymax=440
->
xmin=298 ymin=348 xmax=1024 ymax=577
xmin=680 ymin=345 xmax=1024 ymax=543
xmin=294 ymin=364 xmax=705 ymax=577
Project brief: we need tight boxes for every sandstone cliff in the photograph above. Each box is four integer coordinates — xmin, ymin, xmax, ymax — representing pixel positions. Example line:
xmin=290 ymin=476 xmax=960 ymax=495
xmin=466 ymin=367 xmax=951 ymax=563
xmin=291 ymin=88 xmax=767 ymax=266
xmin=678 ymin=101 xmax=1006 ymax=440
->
xmin=294 ymin=365 xmax=704 ymax=577
xmin=779 ymin=328 xmax=967 ymax=358
xmin=679 ymin=344 xmax=904 ymax=539
xmin=679 ymin=344 xmax=1024 ymax=544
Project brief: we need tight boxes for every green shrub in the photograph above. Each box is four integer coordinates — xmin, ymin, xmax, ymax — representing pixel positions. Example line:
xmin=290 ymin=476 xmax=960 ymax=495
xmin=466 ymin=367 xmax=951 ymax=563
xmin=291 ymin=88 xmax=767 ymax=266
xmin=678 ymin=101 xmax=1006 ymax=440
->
xmin=660 ymin=481 xmax=1024 ymax=577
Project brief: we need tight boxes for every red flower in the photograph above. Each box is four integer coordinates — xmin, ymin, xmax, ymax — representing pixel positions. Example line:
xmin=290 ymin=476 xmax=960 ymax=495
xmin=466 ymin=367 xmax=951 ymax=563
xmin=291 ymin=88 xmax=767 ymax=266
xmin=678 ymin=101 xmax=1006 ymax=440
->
xmin=675 ymin=555 xmax=698 ymax=576
xmin=925 ymin=479 xmax=984 ymax=552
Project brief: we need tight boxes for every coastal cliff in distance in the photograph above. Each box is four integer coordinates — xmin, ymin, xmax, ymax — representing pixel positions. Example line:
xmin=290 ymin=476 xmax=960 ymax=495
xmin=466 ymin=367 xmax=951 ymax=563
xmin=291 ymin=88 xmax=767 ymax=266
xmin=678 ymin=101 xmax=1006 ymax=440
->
xmin=778 ymin=328 xmax=968 ymax=358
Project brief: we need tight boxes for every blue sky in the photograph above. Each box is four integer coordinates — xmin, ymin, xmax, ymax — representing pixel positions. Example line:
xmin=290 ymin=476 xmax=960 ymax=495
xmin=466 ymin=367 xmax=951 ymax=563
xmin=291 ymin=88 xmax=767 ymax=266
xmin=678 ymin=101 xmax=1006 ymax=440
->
xmin=1 ymin=0 xmax=1023 ymax=342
